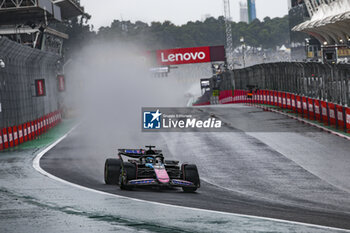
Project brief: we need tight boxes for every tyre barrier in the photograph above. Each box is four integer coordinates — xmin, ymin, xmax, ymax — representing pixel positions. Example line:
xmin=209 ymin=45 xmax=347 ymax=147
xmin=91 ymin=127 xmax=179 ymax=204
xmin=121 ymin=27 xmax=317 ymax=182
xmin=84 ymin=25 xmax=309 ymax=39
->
xmin=0 ymin=110 xmax=62 ymax=151
xmin=193 ymin=89 xmax=350 ymax=134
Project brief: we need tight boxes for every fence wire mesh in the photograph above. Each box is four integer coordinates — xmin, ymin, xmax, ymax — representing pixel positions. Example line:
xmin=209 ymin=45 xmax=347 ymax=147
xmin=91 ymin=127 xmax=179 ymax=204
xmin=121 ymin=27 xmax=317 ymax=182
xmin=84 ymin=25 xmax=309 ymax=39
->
xmin=216 ymin=62 xmax=350 ymax=106
xmin=0 ymin=36 xmax=60 ymax=128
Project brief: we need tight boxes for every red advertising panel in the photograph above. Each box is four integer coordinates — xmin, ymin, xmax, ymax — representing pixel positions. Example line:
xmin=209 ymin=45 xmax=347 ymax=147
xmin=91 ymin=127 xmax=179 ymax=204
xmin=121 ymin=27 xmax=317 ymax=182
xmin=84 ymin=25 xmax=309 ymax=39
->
xmin=156 ymin=46 xmax=212 ymax=66
xmin=57 ymin=75 xmax=65 ymax=92
xmin=35 ymin=79 xmax=46 ymax=96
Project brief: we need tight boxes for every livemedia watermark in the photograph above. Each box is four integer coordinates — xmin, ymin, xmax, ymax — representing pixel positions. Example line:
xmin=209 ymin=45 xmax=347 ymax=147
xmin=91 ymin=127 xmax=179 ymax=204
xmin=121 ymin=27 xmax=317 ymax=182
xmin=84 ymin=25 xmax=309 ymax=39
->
xmin=142 ymin=107 xmax=223 ymax=132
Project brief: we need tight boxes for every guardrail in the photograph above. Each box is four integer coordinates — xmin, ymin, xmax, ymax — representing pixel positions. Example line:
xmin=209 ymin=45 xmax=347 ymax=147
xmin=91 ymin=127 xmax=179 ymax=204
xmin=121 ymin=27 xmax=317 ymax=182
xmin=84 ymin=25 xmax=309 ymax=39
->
xmin=0 ymin=110 xmax=62 ymax=150
xmin=193 ymin=89 xmax=350 ymax=133
xmin=215 ymin=62 xmax=350 ymax=106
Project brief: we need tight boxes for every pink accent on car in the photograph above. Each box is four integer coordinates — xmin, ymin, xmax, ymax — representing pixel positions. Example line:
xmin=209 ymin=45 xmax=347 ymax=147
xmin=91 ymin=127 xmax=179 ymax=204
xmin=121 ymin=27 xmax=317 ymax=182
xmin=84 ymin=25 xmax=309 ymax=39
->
xmin=154 ymin=168 xmax=170 ymax=183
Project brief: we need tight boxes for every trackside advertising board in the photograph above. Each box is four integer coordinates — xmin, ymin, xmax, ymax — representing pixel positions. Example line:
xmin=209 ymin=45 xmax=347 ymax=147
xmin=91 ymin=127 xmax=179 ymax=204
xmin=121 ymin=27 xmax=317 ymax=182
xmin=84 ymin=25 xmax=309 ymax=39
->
xmin=155 ymin=46 xmax=225 ymax=66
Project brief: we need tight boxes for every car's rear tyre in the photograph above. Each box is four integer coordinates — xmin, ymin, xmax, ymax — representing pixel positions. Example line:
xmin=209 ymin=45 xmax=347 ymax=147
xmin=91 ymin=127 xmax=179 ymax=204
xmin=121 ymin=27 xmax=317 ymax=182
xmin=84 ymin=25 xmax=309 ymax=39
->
xmin=182 ymin=164 xmax=200 ymax=193
xmin=104 ymin=158 xmax=121 ymax=185
xmin=119 ymin=162 xmax=137 ymax=190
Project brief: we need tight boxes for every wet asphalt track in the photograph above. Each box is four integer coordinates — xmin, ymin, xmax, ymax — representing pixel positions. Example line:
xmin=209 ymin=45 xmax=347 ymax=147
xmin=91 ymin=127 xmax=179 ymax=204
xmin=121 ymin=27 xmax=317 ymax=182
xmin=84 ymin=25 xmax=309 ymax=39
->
xmin=41 ymin=104 xmax=350 ymax=230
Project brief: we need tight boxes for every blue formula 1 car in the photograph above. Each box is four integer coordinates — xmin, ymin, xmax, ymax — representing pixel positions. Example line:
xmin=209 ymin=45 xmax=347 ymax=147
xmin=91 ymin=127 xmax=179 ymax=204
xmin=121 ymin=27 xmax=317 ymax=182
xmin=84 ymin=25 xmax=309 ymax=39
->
xmin=104 ymin=146 xmax=200 ymax=192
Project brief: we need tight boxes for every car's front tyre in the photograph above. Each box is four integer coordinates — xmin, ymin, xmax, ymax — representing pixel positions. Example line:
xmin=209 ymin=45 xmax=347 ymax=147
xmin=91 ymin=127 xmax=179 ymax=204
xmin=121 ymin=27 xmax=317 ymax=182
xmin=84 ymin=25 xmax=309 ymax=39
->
xmin=104 ymin=158 xmax=121 ymax=185
xmin=182 ymin=164 xmax=200 ymax=193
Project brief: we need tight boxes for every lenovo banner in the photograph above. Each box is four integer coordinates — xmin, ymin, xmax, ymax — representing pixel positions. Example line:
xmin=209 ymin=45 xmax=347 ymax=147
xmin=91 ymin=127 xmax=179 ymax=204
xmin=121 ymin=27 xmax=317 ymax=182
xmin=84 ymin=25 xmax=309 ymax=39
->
xmin=156 ymin=46 xmax=225 ymax=66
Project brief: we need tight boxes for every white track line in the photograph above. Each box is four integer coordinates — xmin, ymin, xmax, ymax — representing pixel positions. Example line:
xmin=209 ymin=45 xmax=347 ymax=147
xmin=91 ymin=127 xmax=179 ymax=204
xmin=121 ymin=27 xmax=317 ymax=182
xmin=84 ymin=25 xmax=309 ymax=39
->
xmin=32 ymin=125 xmax=350 ymax=232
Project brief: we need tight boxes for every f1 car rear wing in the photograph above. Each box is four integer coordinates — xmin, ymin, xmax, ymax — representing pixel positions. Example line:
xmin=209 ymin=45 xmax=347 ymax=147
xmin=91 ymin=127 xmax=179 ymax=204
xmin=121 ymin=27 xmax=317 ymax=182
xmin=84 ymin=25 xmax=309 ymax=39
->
xmin=118 ymin=149 xmax=163 ymax=158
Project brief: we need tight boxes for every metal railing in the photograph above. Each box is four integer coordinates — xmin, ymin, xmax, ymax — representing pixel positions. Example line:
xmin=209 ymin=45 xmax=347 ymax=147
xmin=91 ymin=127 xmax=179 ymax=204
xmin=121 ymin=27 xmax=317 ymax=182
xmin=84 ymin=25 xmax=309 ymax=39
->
xmin=215 ymin=62 xmax=350 ymax=106
xmin=0 ymin=36 xmax=60 ymax=128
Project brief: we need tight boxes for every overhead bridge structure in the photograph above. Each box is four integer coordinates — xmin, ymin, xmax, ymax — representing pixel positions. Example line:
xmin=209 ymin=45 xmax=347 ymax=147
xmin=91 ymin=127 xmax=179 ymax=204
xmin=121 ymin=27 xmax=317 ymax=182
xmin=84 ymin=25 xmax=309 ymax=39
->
xmin=0 ymin=0 xmax=89 ymax=54
xmin=0 ymin=0 xmax=87 ymax=24
xmin=293 ymin=0 xmax=350 ymax=44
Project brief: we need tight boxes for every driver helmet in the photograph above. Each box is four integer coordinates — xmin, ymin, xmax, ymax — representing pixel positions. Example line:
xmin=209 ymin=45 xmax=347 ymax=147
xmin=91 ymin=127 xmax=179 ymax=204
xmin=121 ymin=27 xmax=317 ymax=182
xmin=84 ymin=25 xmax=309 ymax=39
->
xmin=145 ymin=157 xmax=154 ymax=164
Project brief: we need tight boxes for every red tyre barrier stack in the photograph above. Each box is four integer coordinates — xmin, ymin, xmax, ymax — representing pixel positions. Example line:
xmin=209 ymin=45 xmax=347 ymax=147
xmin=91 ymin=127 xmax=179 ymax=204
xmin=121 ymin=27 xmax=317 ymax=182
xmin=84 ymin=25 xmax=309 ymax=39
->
xmin=273 ymin=91 xmax=278 ymax=106
xmin=232 ymin=90 xmax=236 ymax=103
xmin=8 ymin=127 xmax=13 ymax=148
xmin=23 ymin=123 xmax=28 ymax=142
xmin=308 ymin=98 xmax=314 ymax=120
xmin=194 ymin=88 xmax=350 ymax=135
xmin=265 ymin=90 xmax=270 ymax=105
xmin=51 ymin=113 xmax=54 ymax=126
xmin=262 ymin=90 xmax=266 ymax=104
xmin=302 ymin=97 xmax=308 ymax=118
xmin=268 ymin=90 xmax=272 ymax=105
xmin=320 ymin=101 xmax=328 ymax=125
xmin=38 ymin=118 xmax=42 ymax=135
xmin=30 ymin=121 xmax=35 ymax=140
xmin=286 ymin=93 xmax=292 ymax=110
xmin=256 ymin=90 xmax=260 ymax=104
xmin=46 ymin=115 xmax=50 ymax=129
xmin=346 ymin=107 xmax=350 ymax=133
xmin=336 ymin=105 xmax=345 ymax=130
xmin=278 ymin=92 xmax=282 ymax=108
xmin=43 ymin=116 xmax=47 ymax=133
xmin=3 ymin=128 xmax=8 ymax=149
xmin=328 ymin=103 xmax=336 ymax=126
xmin=269 ymin=90 xmax=274 ymax=105
xmin=18 ymin=125 xmax=24 ymax=144
xmin=0 ymin=110 xmax=63 ymax=150
xmin=314 ymin=99 xmax=321 ymax=121
xmin=35 ymin=120 xmax=39 ymax=137
xmin=291 ymin=94 xmax=296 ymax=112
xmin=282 ymin=92 xmax=286 ymax=109
xmin=13 ymin=126 xmax=19 ymax=146
xmin=0 ymin=130 xmax=3 ymax=151
xmin=296 ymin=96 xmax=302 ymax=114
